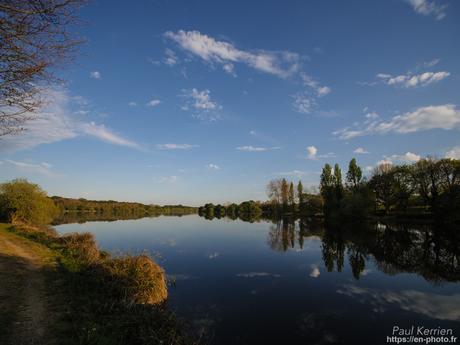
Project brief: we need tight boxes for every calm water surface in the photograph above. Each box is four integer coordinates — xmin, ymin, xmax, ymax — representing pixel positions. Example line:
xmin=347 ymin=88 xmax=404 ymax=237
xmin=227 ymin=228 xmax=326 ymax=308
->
xmin=55 ymin=215 xmax=460 ymax=345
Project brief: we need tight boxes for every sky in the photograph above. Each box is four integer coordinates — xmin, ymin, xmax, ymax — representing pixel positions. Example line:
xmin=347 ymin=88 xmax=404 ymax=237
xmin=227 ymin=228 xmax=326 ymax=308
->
xmin=1 ymin=0 xmax=459 ymax=205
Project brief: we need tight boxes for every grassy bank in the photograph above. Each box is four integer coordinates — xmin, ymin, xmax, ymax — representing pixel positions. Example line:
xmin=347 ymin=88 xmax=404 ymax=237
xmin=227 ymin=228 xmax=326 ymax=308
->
xmin=0 ymin=223 xmax=198 ymax=345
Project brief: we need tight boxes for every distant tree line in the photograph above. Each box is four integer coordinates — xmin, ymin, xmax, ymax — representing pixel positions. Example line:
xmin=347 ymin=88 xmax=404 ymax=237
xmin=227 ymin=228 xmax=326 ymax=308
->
xmin=198 ymin=157 xmax=460 ymax=222
xmin=52 ymin=197 xmax=197 ymax=219
xmin=0 ymin=179 xmax=197 ymax=226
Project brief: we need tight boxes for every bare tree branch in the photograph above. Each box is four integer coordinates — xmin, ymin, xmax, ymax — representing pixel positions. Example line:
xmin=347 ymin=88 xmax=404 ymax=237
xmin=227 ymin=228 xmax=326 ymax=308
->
xmin=0 ymin=0 xmax=85 ymax=136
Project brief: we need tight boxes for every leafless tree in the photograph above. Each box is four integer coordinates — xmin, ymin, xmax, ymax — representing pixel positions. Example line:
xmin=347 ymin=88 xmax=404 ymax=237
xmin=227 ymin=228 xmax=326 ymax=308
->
xmin=0 ymin=0 xmax=85 ymax=136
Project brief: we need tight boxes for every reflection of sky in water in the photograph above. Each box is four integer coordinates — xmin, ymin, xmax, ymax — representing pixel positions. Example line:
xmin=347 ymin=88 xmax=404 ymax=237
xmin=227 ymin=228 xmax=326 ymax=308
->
xmin=55 ymin=215 xmax=460 ymax=345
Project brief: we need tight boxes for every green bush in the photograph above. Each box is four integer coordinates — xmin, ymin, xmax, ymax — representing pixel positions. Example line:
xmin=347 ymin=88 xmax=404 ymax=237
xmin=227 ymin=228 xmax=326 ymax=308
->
xmin=0 ymin=179 xmax=58 ymax=225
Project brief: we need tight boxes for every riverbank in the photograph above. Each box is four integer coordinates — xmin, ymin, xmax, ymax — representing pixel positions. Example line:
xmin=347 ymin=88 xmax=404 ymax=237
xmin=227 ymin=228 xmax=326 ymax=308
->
xmin=0 ymin=223 xmax=198 ymax=345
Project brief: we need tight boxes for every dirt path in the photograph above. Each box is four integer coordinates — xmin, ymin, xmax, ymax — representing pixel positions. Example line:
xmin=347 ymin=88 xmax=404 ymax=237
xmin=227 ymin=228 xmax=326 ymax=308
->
xmin=0 ymin=229 xmax=55 ymax=345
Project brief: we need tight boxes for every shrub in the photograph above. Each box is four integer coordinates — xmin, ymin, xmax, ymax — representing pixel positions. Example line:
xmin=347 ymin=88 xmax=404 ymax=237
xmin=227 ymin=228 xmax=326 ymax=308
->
xmin=0 ymin=179 xmax=58 ymax=225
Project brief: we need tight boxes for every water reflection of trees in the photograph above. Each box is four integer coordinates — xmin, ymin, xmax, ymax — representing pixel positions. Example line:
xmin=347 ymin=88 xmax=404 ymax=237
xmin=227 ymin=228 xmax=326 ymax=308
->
xmin=267 ymin=218 xmax=324 ymax=252
xmin=266 ymin=218 xmax=460 ymax=283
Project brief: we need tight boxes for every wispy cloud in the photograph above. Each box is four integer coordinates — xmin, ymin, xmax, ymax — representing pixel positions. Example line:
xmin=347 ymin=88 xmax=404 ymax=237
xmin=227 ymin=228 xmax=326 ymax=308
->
xmin=377 ymin=71 xmax=449 ymax=88
xmin=153 ymin=175 xmax=179 ymax=184
xmin=0 ymin=87 xmax=142 ymax=152
xmin=354 ymin=147 xmax=370 ymax=154
xmin=165 ymin=30 xmax=330 ymax=115
xmin=90 ymin=71 xmax=101 ymax=79
xmin=207 ymin=163 xmax=220 ymax=170
xmin=292 ymin=74 xmax=331 ymax=115
xmin=181 ymin=88 xmax=222 ymax=121
xmin=163 ymin=48 xmax=179 ymax=66
xmin=236 ymin=145 xmax=279 ymax=152
xmin=334 ymin=104 xmax=460 ymax=139
xmin=165 ymin=30 xmax=301 ymax=78
xmin=3 ymin=159 xmax=60 ymax=177
xmin=405 ymin=0 xmax=447 ymax=20
xmin=156 ymin=143 xmax=198 ymax=150
xmin=275 ymin=170 xmax=308 ymax=178
xmin=147 ymin=99 xmax=161 ymax=107
xmin=292 ymin=92 xmax=316 ymax=114
xmin=80 ymin=122 xmax=141 ymax=149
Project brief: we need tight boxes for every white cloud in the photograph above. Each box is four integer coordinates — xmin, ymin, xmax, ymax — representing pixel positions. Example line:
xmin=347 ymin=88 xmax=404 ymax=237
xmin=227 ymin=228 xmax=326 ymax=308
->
xmin=419 ymin=58 xmax=440 ymax=68
xmin=3 ymin=159 xmax=60 ymax=177
xmin=292 ymin=92 xmax=315 ymax=114
xmin=237 ymin=145 xmax=277 ymax=152
xmin=207 ymin=163 xmax=220 ymax=170
xmin=334 ymin=104 xmax=460 ymax=139
xmin=164 ymin=30 xmax=301 ymax=79
xmin=90 ymin=71 xmax=101 ymax=79
xmin=275 ymin=170 xmax=308 ymax=178
xmin=147 ymin=99 xmax=161 ymax=107
xmin=222 ymin=63 xmax=236 ymax=76
xmin=301 ymin=74 xmax=331 ymax=97
xmin=182 ymin=88 xmax=222 ymax=121
xmin=365 ymin=112 xmax=379 ymax=119
xmin=354 ymin=147 xmax=370 ymax=154
xmin=306 ymin=146 xmax=318 ymax=159
xmin=377 ymin=71 xmax=450 ymax=88
xmin=80 ymin=122 xmax=141 ymax=149
xmin=387 ymin=152 xmax=421 ymax=163
xmin=163 ymin=48 xmax=178 ymax=66
xmin=0 ymin=87 xmax=141 ymax=152
xmin=154 ymin=175 xmax=179 ymax=184
xmin=292 ymin=75 xmax=331 ymax=114
xmin=445 ymin=146 xmax=460 ymax=159
xmin=128 ymin=102 xmax=137 ymax=107
xmin=156 ymin=143 xmax=197 ymax=150
xmin=377 ymin=159 xmax=394 ymax=166
xmin=405 ymin=0 xmax=447 ymax=20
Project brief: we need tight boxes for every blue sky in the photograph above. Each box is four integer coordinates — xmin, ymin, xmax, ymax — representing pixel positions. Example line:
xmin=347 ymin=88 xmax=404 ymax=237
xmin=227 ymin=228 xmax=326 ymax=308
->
xmin=1 ymin=0 xmax=459 ymax=205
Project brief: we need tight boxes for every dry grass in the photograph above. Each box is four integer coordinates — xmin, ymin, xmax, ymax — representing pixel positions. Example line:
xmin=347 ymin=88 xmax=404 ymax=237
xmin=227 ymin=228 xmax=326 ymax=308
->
xmin=59 ymin=232 xmax=101 ymax=266
xmin=101 ymin=254 xmax=168 ymax=305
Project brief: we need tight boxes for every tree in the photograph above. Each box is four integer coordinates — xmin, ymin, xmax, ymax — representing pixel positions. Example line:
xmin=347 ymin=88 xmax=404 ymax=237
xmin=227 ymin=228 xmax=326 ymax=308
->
xmin=288 ymin=182 xmax=295 ymax=207
xmin=297 ymin=181 xmax=304 ymax=206
xmin=266 ymin=179 xmax=282 ymax=205
xmin=0 ymin=0 xmax=85 ymax=136
xmin=320 ymin=164 xmax=334 ymax=196
xmin=369 ymin=163 xmax=396 ymax=214
xmin=333 ymin=163 xmax=343 ymax=200
xmin=412 ymin=158 xmax=441 ymax=210
xmin=281 ymin=178 xmax=289 ymax=208
xmin=346 ymin=158 xmax=362 ymax=189
xmin=0 ymin=179 xmax=58 ymax=225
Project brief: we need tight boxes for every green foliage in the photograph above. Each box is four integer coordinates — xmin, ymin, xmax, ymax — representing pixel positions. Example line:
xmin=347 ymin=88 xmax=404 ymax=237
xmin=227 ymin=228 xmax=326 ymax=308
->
xmin=53 ymin=196 xmax=196 ymax=223
xmin=346 ymin=158 xmax=362 ymax=188
xmin=0 ymin=179 xmax=58 ymax=225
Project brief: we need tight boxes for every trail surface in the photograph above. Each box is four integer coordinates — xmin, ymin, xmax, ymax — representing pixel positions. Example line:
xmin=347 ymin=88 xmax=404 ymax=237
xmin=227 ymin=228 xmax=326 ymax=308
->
xmin=0 ymin=226 xmax=56 ymax=345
